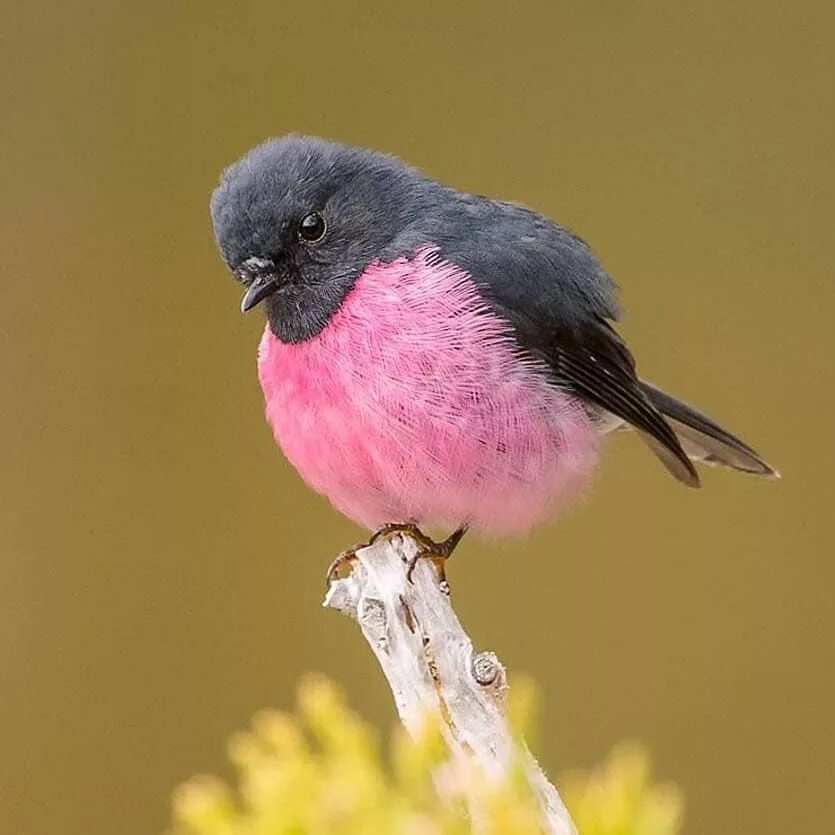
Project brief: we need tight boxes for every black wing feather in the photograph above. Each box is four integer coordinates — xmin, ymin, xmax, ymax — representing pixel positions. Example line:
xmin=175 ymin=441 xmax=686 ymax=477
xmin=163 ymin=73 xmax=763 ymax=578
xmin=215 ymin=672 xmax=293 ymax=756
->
xmin=550 ymin=318 xmax=699 ymax=486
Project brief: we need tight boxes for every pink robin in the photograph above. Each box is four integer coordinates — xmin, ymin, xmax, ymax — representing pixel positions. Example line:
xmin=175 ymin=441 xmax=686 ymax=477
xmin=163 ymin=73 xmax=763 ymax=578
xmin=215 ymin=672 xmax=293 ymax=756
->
xmin=210 ymin=135 xmax=777 ymax=585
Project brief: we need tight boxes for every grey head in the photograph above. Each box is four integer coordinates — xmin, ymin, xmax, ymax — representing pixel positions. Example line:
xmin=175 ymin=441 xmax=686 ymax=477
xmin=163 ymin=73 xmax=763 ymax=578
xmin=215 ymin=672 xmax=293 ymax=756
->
xmin=210 ymin=134 xmax=443 ymax=343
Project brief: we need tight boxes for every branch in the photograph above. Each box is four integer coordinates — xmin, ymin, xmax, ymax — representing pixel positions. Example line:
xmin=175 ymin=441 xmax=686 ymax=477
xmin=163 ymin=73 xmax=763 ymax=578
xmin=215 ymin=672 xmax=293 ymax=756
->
xmin=323 ymin=533 xmax=576 ymax=834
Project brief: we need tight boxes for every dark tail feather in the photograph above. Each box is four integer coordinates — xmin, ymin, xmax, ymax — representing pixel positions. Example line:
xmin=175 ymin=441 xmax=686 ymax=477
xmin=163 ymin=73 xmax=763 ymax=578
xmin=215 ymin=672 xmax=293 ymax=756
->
xmin=640 ymin=380 xmax=779 ymax=478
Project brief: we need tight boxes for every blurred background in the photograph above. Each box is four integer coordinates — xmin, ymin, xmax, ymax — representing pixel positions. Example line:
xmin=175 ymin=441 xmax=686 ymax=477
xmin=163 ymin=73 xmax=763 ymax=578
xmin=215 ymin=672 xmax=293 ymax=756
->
xmin=1 ymin=2 xmax=832 ymax=833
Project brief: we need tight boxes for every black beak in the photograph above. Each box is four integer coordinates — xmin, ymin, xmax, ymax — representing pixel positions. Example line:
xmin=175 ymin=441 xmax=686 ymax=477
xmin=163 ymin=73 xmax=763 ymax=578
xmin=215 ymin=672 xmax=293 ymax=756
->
xmin=240 ymin=273 xmax=278 ymax=312
xmin=236 ymin=257 xmax=280 ymax=313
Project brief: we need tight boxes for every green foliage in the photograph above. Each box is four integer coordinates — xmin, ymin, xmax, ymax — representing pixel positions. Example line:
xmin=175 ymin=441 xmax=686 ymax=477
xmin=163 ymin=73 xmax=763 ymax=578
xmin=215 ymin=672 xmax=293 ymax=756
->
xmin=170 ymin=676 xmax=682 ymax=835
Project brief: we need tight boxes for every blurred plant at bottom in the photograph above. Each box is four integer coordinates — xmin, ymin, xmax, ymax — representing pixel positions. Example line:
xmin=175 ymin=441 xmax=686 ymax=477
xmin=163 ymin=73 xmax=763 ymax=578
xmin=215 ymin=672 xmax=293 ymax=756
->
xmin=170 ymin=675 xmax=683 ymax=835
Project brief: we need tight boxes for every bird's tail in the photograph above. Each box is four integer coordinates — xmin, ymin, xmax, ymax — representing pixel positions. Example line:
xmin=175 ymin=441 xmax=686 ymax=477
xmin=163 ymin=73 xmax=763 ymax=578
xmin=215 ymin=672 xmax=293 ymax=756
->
xmin=639 ymin=380 xmax=779 ymax=479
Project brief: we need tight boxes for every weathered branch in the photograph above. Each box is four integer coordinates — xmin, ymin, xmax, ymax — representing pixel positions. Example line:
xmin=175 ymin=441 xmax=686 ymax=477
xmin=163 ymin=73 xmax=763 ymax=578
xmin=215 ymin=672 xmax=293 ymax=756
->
xmin=323 ymin=533 xmax=576 ymax=834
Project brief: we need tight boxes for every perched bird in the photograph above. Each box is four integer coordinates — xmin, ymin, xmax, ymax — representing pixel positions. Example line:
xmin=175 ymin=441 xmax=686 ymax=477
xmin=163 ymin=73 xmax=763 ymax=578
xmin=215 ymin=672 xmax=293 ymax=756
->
xmin=210 ymin=135 xmax=776 ymax=579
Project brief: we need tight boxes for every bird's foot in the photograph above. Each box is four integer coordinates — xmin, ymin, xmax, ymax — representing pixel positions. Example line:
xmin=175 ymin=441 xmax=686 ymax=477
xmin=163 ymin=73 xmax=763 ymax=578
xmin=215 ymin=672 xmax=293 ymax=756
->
xmin=325 ymin=524 xmax=422 ymax=586
xmin=371 ymin=523 xmax=468 ymax=594
xmin=326 ymin=523 xmax=468 ymax=594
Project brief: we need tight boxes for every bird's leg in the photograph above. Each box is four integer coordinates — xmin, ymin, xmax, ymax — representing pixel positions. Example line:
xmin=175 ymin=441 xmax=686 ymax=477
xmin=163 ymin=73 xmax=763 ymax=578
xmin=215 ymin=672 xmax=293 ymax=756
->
xmin=404 ymin=525 xmax=469 ymax=594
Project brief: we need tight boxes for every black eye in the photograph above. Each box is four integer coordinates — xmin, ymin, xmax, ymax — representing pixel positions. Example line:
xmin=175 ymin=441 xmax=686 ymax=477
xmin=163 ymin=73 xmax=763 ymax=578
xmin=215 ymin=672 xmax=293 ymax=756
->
xmin=298 ymin=212 xmax=326 ymax=242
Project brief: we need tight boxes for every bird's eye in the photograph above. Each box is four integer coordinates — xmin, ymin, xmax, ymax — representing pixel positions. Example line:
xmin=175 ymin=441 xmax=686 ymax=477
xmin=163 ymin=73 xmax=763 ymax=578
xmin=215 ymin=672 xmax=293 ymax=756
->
xmin=298 ymin=212 xmax=326 ymax=242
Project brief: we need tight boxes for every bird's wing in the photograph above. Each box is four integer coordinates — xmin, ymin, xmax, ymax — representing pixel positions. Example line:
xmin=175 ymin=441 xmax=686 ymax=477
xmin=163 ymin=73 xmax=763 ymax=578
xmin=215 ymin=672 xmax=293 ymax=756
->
xmin=548 ymin=317 xmax=699 ymax=485
xmin=435 ymin=197 xmax=698 ymax=486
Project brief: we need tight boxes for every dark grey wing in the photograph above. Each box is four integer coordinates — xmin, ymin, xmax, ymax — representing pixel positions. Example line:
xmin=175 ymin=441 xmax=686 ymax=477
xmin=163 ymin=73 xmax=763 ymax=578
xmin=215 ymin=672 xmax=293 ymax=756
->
xmin=433 ymin=195 xmax=699 ymax=486
xmin=549 ymin=317 xmax=699 ymax=486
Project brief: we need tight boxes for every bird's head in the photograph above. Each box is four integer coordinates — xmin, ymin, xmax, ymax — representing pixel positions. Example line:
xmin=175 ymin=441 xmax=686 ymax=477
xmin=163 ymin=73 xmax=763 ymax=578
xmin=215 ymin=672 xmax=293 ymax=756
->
xmin=210 ymin=134 xmax=434 ymax=342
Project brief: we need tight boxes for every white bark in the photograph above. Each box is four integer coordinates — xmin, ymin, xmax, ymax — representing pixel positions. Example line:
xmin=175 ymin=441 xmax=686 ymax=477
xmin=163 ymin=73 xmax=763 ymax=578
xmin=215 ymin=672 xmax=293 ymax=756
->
xmin=323 ymin=532 xmax=576 ymax=834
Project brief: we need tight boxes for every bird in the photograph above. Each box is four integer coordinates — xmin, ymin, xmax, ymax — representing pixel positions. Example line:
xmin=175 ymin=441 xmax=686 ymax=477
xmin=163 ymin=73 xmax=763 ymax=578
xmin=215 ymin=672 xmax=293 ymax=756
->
xmin=210 ymin=134 xmax=777 ymax=584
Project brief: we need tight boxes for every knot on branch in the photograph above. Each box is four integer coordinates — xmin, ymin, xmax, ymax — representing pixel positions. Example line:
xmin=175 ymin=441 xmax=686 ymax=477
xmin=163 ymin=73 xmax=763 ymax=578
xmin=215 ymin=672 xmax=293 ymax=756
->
xmin=472 ymin=650 xmax=504 ymax=689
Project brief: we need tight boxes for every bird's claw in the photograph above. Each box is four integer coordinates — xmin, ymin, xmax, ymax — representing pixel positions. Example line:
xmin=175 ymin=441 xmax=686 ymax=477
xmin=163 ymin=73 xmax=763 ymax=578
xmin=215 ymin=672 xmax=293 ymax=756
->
xmin=405 ymin=547 xmax=451 ymax=594
xmin=324 ymin=548 xmax=359 ymax=586
xmin=404 ymin=525 xmax=468 ymax=594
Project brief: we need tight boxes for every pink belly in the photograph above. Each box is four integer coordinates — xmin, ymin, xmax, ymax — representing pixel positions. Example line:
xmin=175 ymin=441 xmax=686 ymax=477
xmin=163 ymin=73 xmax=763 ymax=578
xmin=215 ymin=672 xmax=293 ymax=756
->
xmin=257 ymin=249 xmax=598 ymax=535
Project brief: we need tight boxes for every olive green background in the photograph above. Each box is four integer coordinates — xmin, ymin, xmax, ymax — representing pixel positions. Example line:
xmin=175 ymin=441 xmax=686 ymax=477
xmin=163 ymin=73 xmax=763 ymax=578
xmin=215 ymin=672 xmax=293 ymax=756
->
xmin=1 ymin=2 xmax=832 ymax=834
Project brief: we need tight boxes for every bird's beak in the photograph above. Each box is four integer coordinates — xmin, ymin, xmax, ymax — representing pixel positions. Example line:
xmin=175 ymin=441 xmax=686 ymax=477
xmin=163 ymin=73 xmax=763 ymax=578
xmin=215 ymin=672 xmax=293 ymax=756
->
xmin=237 ymin=257 xmax=280 ymax=313
xmin=240 ymin=273 xmax=278 ymax=312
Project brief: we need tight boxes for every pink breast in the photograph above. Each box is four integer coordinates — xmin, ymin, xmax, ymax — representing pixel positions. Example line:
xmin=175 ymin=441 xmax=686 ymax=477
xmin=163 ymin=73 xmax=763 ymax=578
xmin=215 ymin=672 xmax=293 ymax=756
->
xmin=257 ymin=248 xmax=598 ymax=536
